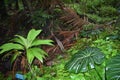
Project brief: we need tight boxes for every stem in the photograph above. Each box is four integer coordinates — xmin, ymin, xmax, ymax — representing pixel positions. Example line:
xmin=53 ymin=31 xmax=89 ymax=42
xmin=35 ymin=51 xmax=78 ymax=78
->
xmin=94 ymin=68 xmax=103 ymax=80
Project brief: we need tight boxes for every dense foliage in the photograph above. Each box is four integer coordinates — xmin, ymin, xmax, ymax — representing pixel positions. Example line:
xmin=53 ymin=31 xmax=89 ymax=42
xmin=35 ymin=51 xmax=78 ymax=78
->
xmin=0 ymin=0 xmax=120 ymax=80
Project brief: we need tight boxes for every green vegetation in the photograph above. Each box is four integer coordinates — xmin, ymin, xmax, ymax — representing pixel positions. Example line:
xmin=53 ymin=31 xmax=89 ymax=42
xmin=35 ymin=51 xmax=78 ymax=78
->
xmin=0 ymin=0 xmax=120 ymax=80
xmin=0 ymin=29 xmax=53 ymax=79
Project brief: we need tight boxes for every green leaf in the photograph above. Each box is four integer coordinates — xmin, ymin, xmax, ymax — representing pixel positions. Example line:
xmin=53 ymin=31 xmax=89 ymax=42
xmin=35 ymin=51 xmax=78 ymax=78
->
xmin=106 ymin=54 xmax=120 ymax=80
xmin=28 ymin=48 xmax=47 ymax=63
xmin=11 ymin=37 xmax=24 ymax=46
xmin=65 ymin=47 xmax=105 ymax=73
xmin=27 ymin=47 xmax=47 ymax=64
xmin=31 ymin=39 xmax=53 ymax=47
xmin=27 ymin=29 xmax=42 ymax=43
xmin=27 ymin=49 xmax=35 ymax=64
xmin=0 ymin=43 xmax=24 ymax=54
xmin=11 ymin=51 xmax=22 ymax=64
xmin=15 ymin=35 xmax=28 ymax=49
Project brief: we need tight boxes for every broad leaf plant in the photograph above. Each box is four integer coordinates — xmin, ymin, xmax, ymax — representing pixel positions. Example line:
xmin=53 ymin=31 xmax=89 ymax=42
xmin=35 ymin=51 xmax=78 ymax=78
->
xmin=0 ymin=29 xmax=53 ymax=71
xmin=65 ymin=47 xmax=105 ymax=73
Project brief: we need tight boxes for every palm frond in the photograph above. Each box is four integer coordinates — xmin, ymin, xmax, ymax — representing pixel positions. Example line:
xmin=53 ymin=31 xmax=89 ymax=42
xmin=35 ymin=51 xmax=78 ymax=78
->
xmin=60 ymin=7 xmax=88 ymax=30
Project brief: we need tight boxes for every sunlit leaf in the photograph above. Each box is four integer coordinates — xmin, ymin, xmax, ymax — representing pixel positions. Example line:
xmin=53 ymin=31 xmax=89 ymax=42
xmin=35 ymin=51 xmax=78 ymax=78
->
xmin=27 ymin=49 xmax=35 ymax=64
xmin=33 ymin=52 xmax=44 ymax=63
xmin=0 ymin=43 xmax=24 ymax=54
xmin=28 ymin=48 xmax=47 ymax=63
xmin=31 ymin=39 xmax=53 ymax=47
xmin=11 ymin=37 xmax=24 ymax=46
xmin=27 ymin=29 xmax=42 ymax=43
xmin=15 ymin=35 xmax=28 ymax=49
xmin=65 ymin=47 xmax=105 ymax=73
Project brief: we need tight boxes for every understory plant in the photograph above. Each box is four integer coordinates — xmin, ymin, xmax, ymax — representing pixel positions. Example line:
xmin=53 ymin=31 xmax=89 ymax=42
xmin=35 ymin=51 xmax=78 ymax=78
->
xmin=91 ymin=39 xmax=119 ymax=58
xmin=24 ymin=66 xmax=42 ymax=80
xmin=65 ymin=47 xmax=105 ymax=80
xmin=65 ymin=40 xmax=120 ymax=80
xmin=38 ymin=55 xmax=88 ymax=80
xmin=0 ymin=29 xmax=53 ymax=79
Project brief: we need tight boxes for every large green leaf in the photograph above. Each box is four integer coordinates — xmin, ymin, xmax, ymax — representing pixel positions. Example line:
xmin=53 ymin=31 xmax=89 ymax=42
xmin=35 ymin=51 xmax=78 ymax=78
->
xmin=15 ymin=35 xmax=28 ymax=49
xmin=27 ymin=47 xmax=48 ymax=64
xmin=11 ymin=37 xmax=24 ymax=46
xmin=27 ymin=49 xmax=35 ymax=64
xmin=31 ymin=39 xmax=53 ymax=47
xmin=30 ymin=48 xmax=47 ymax=63
xmin=65 ymin=47 xmax=105 ymax=73
xmin=27 ymin=29 xmax=42 ymax=44
xmin=0 ymin=43 xmax=24 ymax=54
xmin=106 ymin=54 xmax=120 ymax=80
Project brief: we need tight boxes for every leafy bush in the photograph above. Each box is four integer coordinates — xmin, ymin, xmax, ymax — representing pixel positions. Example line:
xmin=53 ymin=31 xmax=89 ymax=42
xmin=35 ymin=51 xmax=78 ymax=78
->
xmin=31 ymin=9 xmax=52 ymax=27
xmin=99 ymin=6 xmax=117 ymax=17
xmin=91 ymin=39 xmax=119 ymax=58
xmin=24 ymin=66 xmax=42 ymax=80
xmin=67 ymin=38 xmax=92 ymax=55
xmin=87 ymin=14 xmax=112 ymax=23
xmin=69 ymin=0 xmax=119 ymax=23
xmin=80 ymin=23 xmax=104 ymax=38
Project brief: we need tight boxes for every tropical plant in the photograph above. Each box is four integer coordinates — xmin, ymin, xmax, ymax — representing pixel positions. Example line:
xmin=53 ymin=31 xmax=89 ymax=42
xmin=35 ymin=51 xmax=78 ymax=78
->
xmin=65 ymin=47 xmax=105 ymax=74
xmin=106 ymin=54 xmax=120 ymax=80
xmin=65 ymin=44 xmax=120 ymax=80
xmin=0 ymin=29 xmax=53 ymax=72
